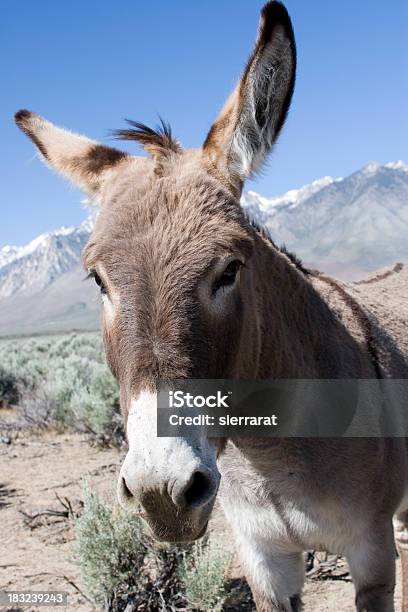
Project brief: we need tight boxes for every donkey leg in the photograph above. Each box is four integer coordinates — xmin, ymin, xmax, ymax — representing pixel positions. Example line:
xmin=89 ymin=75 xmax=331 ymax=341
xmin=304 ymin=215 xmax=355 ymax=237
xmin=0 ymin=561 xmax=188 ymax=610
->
xmin=237 ymin=536 xmax=304 ymax=611
xmin=394 ymin=510 xmax=408 ymax=612
xmin=346 ymin=521 xmax=396 ymax=612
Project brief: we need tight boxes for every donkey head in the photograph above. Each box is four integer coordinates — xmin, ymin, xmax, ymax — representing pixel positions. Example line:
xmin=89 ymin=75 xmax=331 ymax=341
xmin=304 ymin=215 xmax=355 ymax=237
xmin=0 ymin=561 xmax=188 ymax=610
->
xmin=15 ymin=1 xmax=296 ymax=542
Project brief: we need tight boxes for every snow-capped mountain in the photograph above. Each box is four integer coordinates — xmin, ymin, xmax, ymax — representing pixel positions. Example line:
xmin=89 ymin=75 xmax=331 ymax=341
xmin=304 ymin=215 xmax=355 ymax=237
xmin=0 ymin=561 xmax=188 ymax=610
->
xmin=242 ymin=160 xmax=408 ymax=279
xmin=0 ymin=161 xmax=406 ymax=335
xmin=242 ymin=175 xmax=340 ymax=214
xmin=0 ymin=219 xmax=93 ymax=300
xmin=0 ymin=216 xmax=98 ymax=335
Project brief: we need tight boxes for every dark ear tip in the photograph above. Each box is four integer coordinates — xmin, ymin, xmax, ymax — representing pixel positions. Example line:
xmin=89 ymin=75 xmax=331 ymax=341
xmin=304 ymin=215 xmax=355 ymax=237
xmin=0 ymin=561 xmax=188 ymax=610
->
xmin=261 ymin=1 xmax=293 ymax=32
xmin=261 ymin=0 xmax=290 ymax=19
xmin=259 ymin=1 xmax=295 ymax=45
xmin=14 ymin=109 xmax=33 ymax=127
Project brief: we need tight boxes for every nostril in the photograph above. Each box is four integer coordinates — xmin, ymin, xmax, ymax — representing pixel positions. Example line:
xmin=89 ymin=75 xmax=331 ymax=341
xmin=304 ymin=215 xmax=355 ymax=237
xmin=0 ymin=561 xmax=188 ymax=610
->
xmin=181 ymin=470 xmax=215 ymax=509
xmin=121 ymin=476 xmax=134 ymax=500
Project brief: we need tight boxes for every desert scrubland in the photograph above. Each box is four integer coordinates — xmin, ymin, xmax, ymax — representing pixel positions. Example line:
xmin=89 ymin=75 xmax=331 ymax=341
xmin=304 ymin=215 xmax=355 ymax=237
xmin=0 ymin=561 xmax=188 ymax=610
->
xmin=0 ymin=332 xmax=404 ymax=611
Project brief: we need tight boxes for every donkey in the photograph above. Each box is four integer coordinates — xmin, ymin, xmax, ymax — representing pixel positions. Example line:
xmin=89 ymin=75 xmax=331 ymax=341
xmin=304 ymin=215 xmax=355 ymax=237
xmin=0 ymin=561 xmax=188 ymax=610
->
xmin=15 ymin=2 xmax=408 ymax=610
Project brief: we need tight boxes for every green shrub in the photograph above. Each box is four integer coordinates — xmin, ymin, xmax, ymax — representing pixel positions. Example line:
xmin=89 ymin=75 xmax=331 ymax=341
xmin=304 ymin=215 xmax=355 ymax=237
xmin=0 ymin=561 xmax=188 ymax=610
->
xmin=180 ymin=538 xmax=232 ymax=611
xmin=74 ymin=487 xmax=233 ymax=611
xmin=0 ymin=332 xmax=123 ymax=445
xmin=74 ymin=486 xmax=147 ymax=610
xmin=0 ymin=364 xmax=21 ymax=406
xmin=74 ymin=487 xmax=185 ymax=611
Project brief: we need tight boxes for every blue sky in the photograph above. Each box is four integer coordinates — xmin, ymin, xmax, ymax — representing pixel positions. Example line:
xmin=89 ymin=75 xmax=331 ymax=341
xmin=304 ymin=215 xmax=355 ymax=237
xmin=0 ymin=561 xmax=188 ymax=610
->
xmin=2 ymin=0 xmax=407 ymax=247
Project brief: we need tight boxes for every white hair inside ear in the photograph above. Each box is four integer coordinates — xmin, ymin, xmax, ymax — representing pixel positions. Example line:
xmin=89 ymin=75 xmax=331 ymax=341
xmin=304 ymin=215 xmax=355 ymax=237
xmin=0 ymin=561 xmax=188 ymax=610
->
xmin=231 ymin=26 xmax=293 ymax=180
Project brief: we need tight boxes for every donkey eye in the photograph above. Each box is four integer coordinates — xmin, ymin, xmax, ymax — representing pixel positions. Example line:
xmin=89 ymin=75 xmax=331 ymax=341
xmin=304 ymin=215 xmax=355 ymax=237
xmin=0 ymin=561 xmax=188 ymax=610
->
xmin=215 ymin=260 xmax=243 ymax=293
xmin=89 ymin=271 xmax=107 ymax=295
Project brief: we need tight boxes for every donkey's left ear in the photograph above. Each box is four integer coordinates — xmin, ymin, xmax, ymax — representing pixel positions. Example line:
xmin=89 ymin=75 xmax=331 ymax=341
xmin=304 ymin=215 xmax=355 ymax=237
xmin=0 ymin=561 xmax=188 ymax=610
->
xmin=14 ymin=110 xmax=129 ymax=196
xmin=203 ymin=1 xmax=296 ymax=195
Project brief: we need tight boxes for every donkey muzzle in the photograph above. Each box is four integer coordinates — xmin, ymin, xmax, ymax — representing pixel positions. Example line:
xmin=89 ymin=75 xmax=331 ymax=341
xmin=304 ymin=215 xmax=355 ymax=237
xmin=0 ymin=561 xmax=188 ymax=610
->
xmin=118 ymin=391 xmax=220 ymax=541
xmin=117 ymin=462 xmax=220 ymax=542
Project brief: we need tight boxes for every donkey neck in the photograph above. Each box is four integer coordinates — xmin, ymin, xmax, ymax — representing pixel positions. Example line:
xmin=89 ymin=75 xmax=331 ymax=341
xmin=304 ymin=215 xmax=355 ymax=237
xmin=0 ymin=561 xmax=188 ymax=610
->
xmin=253 ymin=237 xmax=366 ymax=379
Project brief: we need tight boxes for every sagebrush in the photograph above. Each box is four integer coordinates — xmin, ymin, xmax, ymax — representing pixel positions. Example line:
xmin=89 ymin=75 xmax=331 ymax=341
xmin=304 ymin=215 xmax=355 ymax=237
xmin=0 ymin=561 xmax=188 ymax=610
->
xmin=179 ymin=538 xmax=232 ymax=612
xmin=0 ymin=332 xmax=123 ymax=445
xmin=74 ymin=485 xmax=149 ymax=610
xmin=74 ymin=487 xmax=232 ymax=611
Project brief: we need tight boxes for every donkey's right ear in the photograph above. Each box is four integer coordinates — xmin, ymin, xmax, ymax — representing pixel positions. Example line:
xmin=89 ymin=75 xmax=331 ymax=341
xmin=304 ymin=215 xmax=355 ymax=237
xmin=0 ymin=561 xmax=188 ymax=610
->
xmin=203 ymin=1 xmax=296 ymax=196
xmin=14 ymin=110 xmax=130 ymax=196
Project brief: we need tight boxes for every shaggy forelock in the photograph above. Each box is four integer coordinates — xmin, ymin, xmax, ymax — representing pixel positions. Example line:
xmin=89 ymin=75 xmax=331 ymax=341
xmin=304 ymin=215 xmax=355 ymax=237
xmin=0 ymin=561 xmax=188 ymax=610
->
xmin=113 ymin=118 xmax=182 ymax=158
xmin=83 ymin=164 xmax=254 ymax=273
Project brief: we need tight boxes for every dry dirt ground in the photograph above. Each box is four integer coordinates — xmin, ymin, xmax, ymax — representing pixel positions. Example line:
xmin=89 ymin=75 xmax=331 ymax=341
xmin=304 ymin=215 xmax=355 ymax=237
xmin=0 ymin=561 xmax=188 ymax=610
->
xmin=0 ymin=411 xmax=402 ymax=612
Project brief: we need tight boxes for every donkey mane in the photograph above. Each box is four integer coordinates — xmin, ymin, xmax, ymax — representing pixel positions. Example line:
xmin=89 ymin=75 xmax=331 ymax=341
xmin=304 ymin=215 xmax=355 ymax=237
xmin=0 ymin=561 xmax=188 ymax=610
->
xmin=280 ymin=244 xmax=311 ymax=275
xmin=113 ymin=118 xmax=182 ymax=158
xmin=246 ymin=216 xmax=310 ymax=275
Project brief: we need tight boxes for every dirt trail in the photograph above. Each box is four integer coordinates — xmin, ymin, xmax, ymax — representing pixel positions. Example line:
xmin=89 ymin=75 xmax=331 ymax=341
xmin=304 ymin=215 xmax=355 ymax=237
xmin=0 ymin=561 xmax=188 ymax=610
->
xmin=0 ymin=425 xmax=402 ymax=611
